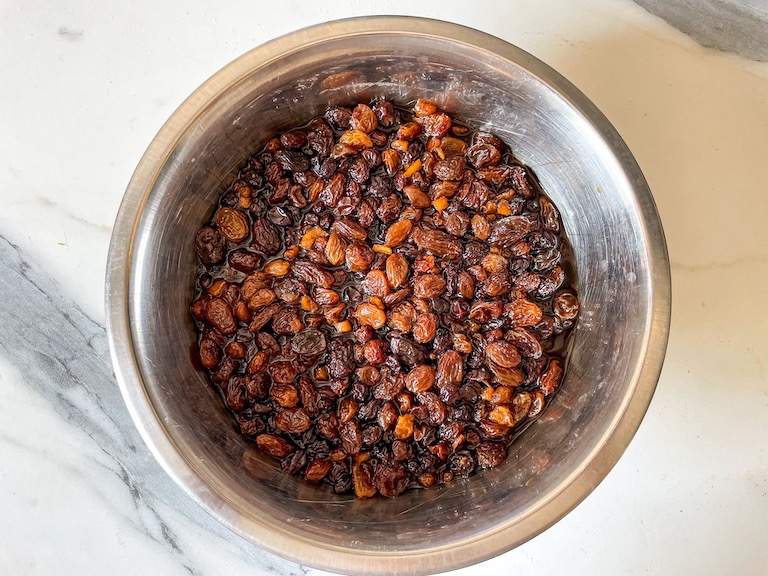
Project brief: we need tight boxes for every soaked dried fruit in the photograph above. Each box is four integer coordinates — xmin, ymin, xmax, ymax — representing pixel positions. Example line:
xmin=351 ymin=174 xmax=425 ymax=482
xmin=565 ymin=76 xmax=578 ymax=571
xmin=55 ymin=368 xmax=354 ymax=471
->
xmin=385 ymin=253 xmax=409 ymax=289
xmin=405 ymin=364 xmax=436 ymax=393
xmin=205 ymin=298 xmax=237 ymax=335
xmin=412 ymin=226 xmax=462 ymax=259
xmin=485 ymin=341 xmax=521 ymax=368
xmin=384 ymin=219 xmax=413 ymax=247
xmin=354 ymin=303 xmax=386 ymax=329
xmin=275 ymin=408 xmax=311 ymax=434
xmin=256 ymin=434 xmax=294 ymax=458
xmin=412 ymin=312 xmax=438 ymax=343
xmin=192 ymin=98 xmax=578 ymax=498
xmin=195 ymin=226 xmax=225 ymax=264
xmin=214 ymin=208 xmax=249 ymax=243
xmin=539 ymin=359 xmax=563 ymax=395
xmin=305 ymin=459 xmax=332 ymax=482
xmin=362 ymin=270 xmax=391 ymax=297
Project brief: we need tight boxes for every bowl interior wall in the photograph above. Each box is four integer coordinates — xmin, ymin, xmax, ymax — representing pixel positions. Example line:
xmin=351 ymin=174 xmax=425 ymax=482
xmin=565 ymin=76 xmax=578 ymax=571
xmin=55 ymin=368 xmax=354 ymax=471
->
xmin=130 ymin=34 xmax=650 ymax=550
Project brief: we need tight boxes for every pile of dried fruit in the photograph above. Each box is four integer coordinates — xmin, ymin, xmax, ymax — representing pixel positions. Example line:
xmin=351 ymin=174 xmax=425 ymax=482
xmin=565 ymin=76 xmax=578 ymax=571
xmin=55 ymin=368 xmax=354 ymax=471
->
xmin=191 ymin=99 xmax=579 ymax=498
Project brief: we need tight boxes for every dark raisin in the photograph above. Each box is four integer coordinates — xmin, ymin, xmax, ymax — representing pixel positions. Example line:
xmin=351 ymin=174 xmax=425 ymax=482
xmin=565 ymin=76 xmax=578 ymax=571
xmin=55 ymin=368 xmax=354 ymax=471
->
xmin=195 ymin=226 xmax=225 ymax=265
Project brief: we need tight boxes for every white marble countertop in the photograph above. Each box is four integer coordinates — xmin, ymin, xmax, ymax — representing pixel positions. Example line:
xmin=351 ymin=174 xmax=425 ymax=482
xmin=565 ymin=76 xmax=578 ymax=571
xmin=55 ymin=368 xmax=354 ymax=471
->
xmin=2 ymin=1 xmax=767 ymax=574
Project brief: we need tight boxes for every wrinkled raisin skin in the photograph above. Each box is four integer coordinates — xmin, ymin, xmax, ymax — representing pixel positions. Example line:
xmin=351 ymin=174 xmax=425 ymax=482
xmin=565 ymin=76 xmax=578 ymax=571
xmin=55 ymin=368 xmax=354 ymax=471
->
xmin=191 ymin=98 xmax=578 ymax=499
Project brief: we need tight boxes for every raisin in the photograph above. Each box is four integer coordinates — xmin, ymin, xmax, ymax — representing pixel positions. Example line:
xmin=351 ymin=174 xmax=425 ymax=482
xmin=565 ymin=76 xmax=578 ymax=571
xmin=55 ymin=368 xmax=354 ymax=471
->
xmin=251 ymin=218 xmax=281 ymax=255
xmin=373 ymin=461 xmax=409 ymax=497
xmin=352 ymin=461 xmax=377 ymax=498
xmin=436 ymin=350 xmax=463 ymax=391
xmin=412 ymin=226 xmax=462 ymax=259
xmin=413 ymin=312 xmax=438 ymax=343
xmin=345 ymin=242 xmax=375 ymax=272
xmin=275 ymin=149 xmax=310 ymax=173
xmin=351 ymin=103 xmax=378 ymax=133
xmin=272 ymin=306 xmax=304 ymax=335
xmin=390 ymin=335 xmax=427 ymax=367
xmin=280 ymin=129 xmax=308 ymax=149
xmin=361 ymin=270 xmax=390 ymax=297
xmin=354 ymin=303 xmax=387 ymax=329
xmin=256 ymin=434 xmax=294 ymax=458
xmin=372 ymin=99 xmax=395 ymax=126
xmin=325 ymin=106 xmax=352 ymax=130
xmin=221 ymin=378 xmax=246 ymax=412
xmin=403 ymin=185 xmax=431 ymax=208
xmin=228 ymin=249 xmax=261 ymax=273
xmin=433 ymin=156 xmax=466 ymax=180
xmin=510 ymin=165 xmax=535 ymax=197
xmin=214 ymin=208 xmax=249 ymax=243
xmin=305 ymin=459 xmax=332 ymax=482
xmin=405 ymin=364 xmax=436 ymax=393
xmin=413 ymin=274 xmax=447 ymax=298
xmin=539 ymin=359 xmax=563 ymax=395
xmin=485 ymin=341 xmax=522 ymax=368
xmin=205 ymin=298 xmax=237 ymax=335
xmin=385 ymin=253 xmax=409 ymax=289
xmin=290 ymin=329 xmax=327 ymax=356
xmin=328 ymin=338 xmax=354 ymax=379
xmin=508 ymin=299 xmax=543 ymax=327
xmin=384 ymin=219 xmax=413 ymax=247
xmin=198 ymin=337 xmax=221 ymax=369
xmin=339 ymin=420 xmax=362 ymax=455
xmin=397 ymin=121 xmax=422 ymax=140
xmin=195 ymin=226 xmax=225 ymax=264
xmin=476 ymin=441 xmax=507 ymax=468
xmin=466 ymin=143 xmax=502 ymax=168
xmin=553 ymin=291 xmax=579 ymax=320
xmin=291 ymin=260 xmax=335 ymax=288
xmin=275 ymin=408 xmax=311 ymax=434
xmin=192 ymin=99 xmax=578 ymax=498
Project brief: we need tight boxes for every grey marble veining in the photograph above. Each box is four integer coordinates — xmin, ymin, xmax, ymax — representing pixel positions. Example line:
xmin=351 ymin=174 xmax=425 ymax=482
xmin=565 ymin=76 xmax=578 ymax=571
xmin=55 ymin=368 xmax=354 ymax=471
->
xmin=634 ymin=0 xmax=768 ymax=61
xmin=0 ymin=236 xmax=306 ymax=576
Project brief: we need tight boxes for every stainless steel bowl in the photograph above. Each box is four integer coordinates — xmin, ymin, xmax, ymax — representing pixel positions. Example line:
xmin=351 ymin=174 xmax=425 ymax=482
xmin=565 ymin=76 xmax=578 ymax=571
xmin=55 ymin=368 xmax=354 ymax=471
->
xmin=106 ymin=16 xmax=670 ymax=575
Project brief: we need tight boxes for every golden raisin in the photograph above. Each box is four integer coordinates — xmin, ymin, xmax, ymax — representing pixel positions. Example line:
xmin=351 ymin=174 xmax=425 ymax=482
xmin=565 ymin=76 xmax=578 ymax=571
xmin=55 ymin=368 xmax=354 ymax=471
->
xmin=510 ymin=299 xmax=543 ymax=326
xmin=382 ymin=149 xmax=402 ymax=175
xmin=214 ymin=208 xmax=249 ymax=243
xmin=403 ymin=185 xmax=431 ymax=208
xmin=414 ymin=99 xmax=438 ymax=117
xmin=339 ymin=129 xmax=373 ymax=149
xmin=487 ymin=406 xmax=515 ymax=427
xmin=539 ymin=359 xmax=563 ymax=396
xmin=413 ymin=312 xmax=438 ymax=343
xmin=384 ymin=219 xmax=413 ymax=247
xmin=413 ymin=273 xmax=447 ymax=298
xmin=385 ymin=253 xmax=409 ymax=289
xmin=248 ymin=288 xmax=276 ymax=310
xmin=324 ymin=231 xmax=347 ymax=266
xmin=362 ymin=270 xmax=391 ymax=297
xmin=396 ymin=121 xmax=421 ymax=140
xmin=351 ymin=103 xmax=378 ymax=133
xmin=390 ymin=139 xmax=409 ymax=151
xmin=486 ymin=341 xmax=522 ymax=368
xmin=264 ymin=259 xmax=290 ymax=277
xmin=354 ymin=303 xmax=386 ymax=329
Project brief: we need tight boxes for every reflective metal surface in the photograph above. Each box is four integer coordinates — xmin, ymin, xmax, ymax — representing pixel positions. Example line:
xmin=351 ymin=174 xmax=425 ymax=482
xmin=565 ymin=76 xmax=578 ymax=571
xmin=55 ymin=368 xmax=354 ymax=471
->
xmin=105 ymin=16 xmax=671 ymax=575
